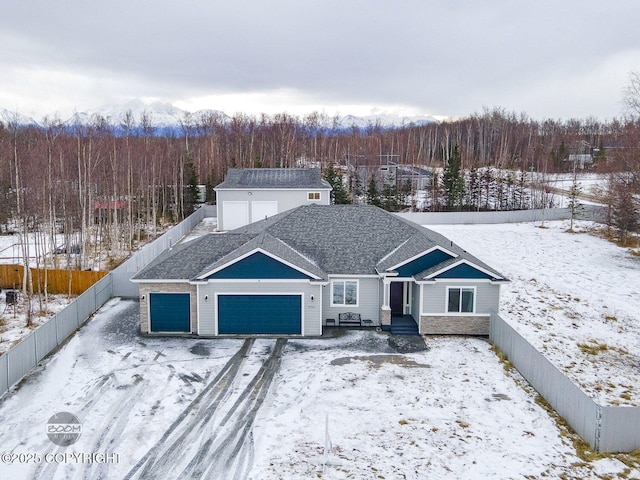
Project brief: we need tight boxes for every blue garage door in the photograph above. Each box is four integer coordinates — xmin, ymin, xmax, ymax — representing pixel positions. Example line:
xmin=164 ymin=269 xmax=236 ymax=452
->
xmin=218 ymin=294 xmax=301 ymax=335
xmin=149 ymin=293 xmax=191 ymax=332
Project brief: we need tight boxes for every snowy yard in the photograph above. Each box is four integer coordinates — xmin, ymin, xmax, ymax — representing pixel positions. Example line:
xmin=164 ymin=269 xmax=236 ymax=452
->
xmin=431 ymin=220 xmax=640 ymax=407
xmin=0 ymin=294 xmax=72 ymax=355
xmin=0 ymin=299 xmax=638 ymax=479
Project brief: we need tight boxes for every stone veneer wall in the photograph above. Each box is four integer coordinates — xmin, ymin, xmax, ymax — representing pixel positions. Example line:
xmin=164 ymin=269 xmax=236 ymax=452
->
xmin=138 ymin=283 xmax=198 ymax=334
xmin=380 ymin=307 xmax=391 ymax=326
xmin=420 ymin=315 xmax=489 ymax=335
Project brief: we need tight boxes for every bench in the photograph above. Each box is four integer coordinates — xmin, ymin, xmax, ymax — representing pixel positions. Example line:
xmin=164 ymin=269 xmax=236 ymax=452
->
xmin=338 ymin=312 xmax=364 ymax=327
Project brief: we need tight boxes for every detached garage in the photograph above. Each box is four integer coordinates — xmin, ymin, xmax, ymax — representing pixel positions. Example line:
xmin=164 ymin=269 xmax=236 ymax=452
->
xmin=215 ymin=168 xmax=331 ymax=231
xmin=217 ymin=294 xmax=302 ymax=335
xmin=149 ymin=293 xmax=191 ymax=333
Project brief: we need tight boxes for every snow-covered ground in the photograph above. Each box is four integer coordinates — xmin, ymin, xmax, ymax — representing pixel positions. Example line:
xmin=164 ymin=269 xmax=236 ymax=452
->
xmin=0 ymin=294 xmax=72 ymax=355
xmin=431 ymin=220 xmax=640 ymax=407
xmin=0 ymin=299 xmax=637 ymax=479
xmin=1 ymin=217 xmax=640 ymax=478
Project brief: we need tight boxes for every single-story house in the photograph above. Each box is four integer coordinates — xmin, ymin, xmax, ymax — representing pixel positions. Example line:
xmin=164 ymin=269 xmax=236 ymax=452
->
xmin=214 ymin=168 xmax=332 ymax=230
xmin=131 ymin=204 xmax=508 ymax=337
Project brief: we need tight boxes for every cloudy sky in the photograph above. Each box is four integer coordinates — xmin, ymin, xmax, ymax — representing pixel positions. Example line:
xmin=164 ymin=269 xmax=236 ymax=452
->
xmin=1 ymin=1 xmax=639 ymax=121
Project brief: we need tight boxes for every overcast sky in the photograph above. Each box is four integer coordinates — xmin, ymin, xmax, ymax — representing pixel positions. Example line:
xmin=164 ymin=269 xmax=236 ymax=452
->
xmin=1 ymin=1 xmax=639 ymax=121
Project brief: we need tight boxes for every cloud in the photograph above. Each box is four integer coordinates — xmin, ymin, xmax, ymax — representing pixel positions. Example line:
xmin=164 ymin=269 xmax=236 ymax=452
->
xmin=1 ymin=1 xmax=638 ymax=120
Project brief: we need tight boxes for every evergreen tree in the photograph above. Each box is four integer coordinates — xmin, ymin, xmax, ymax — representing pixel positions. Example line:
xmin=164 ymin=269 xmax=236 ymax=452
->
xmin=366 ymin=175 xmax=381 ymax=207
xmin=442 ymin=145 xmax=465 ymax=210
xmin=381 ymin=179 xmax=398 ymax=212
xmin=324 ymin=163 xmax=351 ymax=204
xmin=183 ymin=154 xmax=199 ymax=214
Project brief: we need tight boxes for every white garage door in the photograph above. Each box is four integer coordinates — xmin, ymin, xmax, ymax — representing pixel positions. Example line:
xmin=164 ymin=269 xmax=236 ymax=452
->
xmin=251 ymin=201 xmax=278 ymax=223
xmin=222 ymin=201 xmax=249 ymax=230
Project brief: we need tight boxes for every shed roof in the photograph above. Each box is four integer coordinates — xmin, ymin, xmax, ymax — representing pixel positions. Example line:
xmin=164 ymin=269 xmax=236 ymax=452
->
xmin=214 ymin=168 xmax=331 ymax=190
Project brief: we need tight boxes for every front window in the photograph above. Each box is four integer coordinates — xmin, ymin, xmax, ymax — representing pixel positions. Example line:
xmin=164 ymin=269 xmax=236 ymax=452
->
xmin=332 ymin=280 xmax=358 ymax=306
xmin=308 ymin=192 xmax=321 ymax=200
xmin=447 ymin=287 xmax=474 ymax=313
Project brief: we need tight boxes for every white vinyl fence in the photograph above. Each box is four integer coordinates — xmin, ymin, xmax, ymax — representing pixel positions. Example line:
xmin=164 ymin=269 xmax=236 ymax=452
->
xmin=395 ymin=208 xmax=571 ymax=225
xmin=0 ymin=206 xmax=214 ymax=398
xmin=395 ymin=205 xmax=606 ymax=225
xmin=491 ymin=312 xmax=640 ymax=453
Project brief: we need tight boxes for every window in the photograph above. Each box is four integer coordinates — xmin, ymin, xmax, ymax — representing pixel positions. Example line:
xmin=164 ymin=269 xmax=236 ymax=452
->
xmin=332 ymin=280 xmax=358 ymax=306
xmin=447 ymin=287 xmax=475 ymax=313
xmin=307 ymin=192 xmax=321 ymax=201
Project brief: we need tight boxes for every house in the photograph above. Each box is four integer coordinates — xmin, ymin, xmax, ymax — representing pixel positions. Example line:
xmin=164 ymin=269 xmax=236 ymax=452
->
xmin=358 ymin=157 xmax=432 ymax=191
xmin=131 ymin=204 xmax=508 ymax=337
xmin=214 ymin=168 xmax=332 ymax=230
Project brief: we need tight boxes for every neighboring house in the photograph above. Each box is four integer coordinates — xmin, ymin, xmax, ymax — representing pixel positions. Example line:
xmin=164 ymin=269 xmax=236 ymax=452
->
xmin=566 ymin=154 xmax=593 ymax=170
xmin=358 ymin=157 xmax=431 ymax=191
xmin=131 ymin=204 xmax=508 ymax=337
xmin=214 ymin=168 xmax=332 ymax=230
xmin=94 ymin=200 xmax=128 ymax=223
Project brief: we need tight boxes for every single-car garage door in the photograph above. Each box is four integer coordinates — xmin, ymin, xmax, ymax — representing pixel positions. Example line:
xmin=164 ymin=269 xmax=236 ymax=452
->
xmin=251 ymin=201 xmax=278 ymax=222
xmin=218 ymin=294 xmax=301 ymax=335
xmin=149 ymin=293 xmax=191 ymax=333
xmin=222 ymin=201 xmax=249 ymax=230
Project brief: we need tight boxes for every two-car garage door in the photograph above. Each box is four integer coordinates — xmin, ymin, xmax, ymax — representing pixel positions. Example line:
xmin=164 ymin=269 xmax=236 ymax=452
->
xmin=218 ymin=294 xmax=301 ymax=335
xmin=148 ymin=292 xmax=302 ymax=335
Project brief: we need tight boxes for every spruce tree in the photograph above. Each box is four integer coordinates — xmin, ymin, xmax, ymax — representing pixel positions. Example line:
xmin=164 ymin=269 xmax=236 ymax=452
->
xmin=324 ymin=163 xmax=351 ymax=204
xmin=366 ymin=175 xmax=381 ymax=207
xmin=442 ymin=145 xmax=465 ymax=210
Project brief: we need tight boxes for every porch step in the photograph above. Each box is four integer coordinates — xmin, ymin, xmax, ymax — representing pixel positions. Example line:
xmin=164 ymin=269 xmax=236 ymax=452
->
xmin=389 ymin=321 xmax=420 ymax=336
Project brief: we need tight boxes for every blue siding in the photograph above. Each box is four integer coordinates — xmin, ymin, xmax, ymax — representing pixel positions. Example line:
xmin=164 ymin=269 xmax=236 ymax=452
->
xmin=149 ymin=293 xmax=190 ymax=332
xmin=218 ymin=294 xmax=302 ymax=334
xmin=435 ymin=263 xmax=494 ymax=279
xmin=208 ymin=252 xmax=311 ymax=279
xmin=395 ymin=249 xmax=453 ymax=277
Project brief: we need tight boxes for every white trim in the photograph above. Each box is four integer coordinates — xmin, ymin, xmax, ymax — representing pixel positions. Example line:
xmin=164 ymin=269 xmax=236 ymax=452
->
xmin=330 ymin=279 xmax=359 ymax=307
xmin=197 ymin=247 xmax=322 ymax=280
xmin=148 ymin=291 xmax=193 ymax=334
xmin=196 ymin=283 xmax=201 ymax=335
xmin=386 ymin=245 xmax=458 ymax=272
xmin=329 ymin=274 xmax=379 ymax=279
xmin=423 ymin=259 xmax=503 ymax=281
xmin=205 ymin=278 xmax=314 ymax=284
xmin=131 ymin=279 xmax=190 ymax=284
xmin=214 ymin=187 xmax=331 ymax=192
xmin=214 ymin=292 xmax=304 ymax=335
xmin=445 ymin=286 xmax=477 ymax=314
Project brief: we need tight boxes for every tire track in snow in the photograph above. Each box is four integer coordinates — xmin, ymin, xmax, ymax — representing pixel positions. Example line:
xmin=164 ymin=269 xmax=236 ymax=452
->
xmin=30 ymin=374 xmax=116 ymax=480
xmin=81 ymin=374 xmax=147 ymax=480
xmin=124 ymin=338 xmax=255 ymax=480
xmin=190 ymin=338 xmax=287 ymax=480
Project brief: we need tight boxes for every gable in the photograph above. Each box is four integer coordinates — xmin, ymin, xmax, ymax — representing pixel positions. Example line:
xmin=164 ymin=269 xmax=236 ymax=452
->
xmin=393 ymin=249 xmax=454 ymax=277
xmin=206 ymin=252 xmax=313 ymax=280
xmin=433 ymin=262 xmax=495 ymax=280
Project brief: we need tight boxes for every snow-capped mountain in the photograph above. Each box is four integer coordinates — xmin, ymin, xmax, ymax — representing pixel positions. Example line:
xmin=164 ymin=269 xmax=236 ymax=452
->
xmin=0 ymin=100 xmax=438 ymax=132
xmin=0 ymin=108 xmax=38 ymax=127
xmin=337 ymin=113 xmax=438 ymax=129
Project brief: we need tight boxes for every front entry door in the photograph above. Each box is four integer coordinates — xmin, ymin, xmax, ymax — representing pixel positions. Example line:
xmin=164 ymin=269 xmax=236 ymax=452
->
xmin=390 ymin=282 xmax=404 ymax=316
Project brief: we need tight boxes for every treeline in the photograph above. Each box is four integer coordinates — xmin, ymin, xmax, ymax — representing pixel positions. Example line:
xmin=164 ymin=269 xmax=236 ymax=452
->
xmin=1 ymin=107 xmax=639 ymax=269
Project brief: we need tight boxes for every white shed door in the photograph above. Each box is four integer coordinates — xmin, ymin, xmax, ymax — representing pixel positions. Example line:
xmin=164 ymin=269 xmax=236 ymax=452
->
xmin=223 ymin=201 xmax=249 ymax=230
xmin=251 ymin=201 xmax=278 ymax=223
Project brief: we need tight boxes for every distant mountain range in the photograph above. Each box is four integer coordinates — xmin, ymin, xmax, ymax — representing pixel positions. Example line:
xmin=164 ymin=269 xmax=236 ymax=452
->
xmin=0 ymin=100 xmax=439 ymax=133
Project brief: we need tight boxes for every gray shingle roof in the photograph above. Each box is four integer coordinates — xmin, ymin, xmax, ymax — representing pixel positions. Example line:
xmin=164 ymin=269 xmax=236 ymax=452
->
xmin=133 ymin=204 xmax=507 ymax=281
xmin=215 ymin=168 xmax=331 ymax=189
xmin=132 ymin=233 xmax=255 ymax=280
